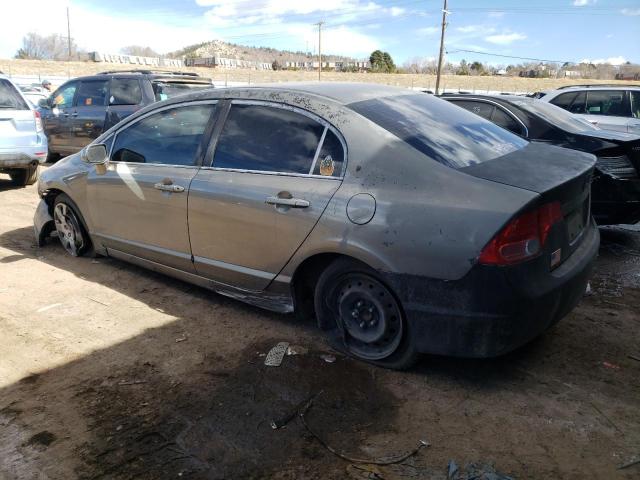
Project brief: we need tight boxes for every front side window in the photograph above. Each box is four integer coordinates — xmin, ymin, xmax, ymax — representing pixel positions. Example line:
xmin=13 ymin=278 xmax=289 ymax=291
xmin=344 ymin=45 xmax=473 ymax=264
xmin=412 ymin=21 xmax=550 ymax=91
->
xmin=212 ymin=104 xmax=326 ymax=174
xmin=631 ymin=91 xmax=640 ymax=119
xmin=586 ymin=90 xmax=626 ymax=117
xmin=350 ymin=94 xmax=527 ymax=169
xmin=0 ymin=79 xmax=28 ymax=110
xmin=111 ymin=104 xmax=214 ymax=165
xmin=110 ymin=79 xmax=142 ymax=106
xmin=76 ymin=81 xmax=108 ymax=107
xmin=53 ymin=81 xmax=78 ymax=109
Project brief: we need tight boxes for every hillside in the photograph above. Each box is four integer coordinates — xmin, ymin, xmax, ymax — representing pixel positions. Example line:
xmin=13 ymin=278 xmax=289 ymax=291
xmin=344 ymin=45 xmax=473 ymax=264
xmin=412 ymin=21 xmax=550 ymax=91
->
xmin=169 ymin=39 xmax=360 ymax=64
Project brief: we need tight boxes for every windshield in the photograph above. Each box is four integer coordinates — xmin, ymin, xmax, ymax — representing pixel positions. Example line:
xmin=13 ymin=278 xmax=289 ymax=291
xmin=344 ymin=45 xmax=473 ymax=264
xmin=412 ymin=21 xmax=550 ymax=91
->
xmin=512 ymin=98 xmax=599 ymax=133
xmin=0 ymin=79 xmax=29 ymax=110
xmin=152 ymin=81 xmax=212 ymax=101
xmin=349 ymin=94 xmax=528 ymax=169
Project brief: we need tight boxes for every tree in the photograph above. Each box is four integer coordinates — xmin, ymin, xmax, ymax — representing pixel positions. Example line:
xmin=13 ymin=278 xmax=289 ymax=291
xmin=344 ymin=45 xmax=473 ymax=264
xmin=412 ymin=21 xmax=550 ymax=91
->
xmin=15 ymin=32 xmax=80 ymax=60
xmin=457 ymin=59 xmax=469 ymax=75
xmin=120 ymin=45 xmax=159 ymax=57
xmin=369 ymin=50 xmax=396 ymax=73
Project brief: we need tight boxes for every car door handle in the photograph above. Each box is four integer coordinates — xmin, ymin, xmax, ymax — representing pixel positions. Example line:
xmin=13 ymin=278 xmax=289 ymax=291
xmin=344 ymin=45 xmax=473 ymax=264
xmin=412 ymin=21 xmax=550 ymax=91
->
xmin=154 ymin=183 xmax=185 ymax=193
xmin=265 ymin=196 xmax=310 ymax=208
xmin=63 ymin=112 xmax=78 ymax=117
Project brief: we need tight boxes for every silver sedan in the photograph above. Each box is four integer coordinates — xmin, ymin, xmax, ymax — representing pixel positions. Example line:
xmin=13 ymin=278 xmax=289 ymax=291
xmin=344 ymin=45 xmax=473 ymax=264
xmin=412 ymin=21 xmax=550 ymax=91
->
xmin=34 ymin=83 xmax=599 ymax=368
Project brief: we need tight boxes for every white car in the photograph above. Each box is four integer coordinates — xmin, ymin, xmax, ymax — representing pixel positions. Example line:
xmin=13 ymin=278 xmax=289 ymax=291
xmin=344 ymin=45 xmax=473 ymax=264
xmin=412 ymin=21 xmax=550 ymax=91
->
xmin=539 ymin=85 xmax=640 ymax=134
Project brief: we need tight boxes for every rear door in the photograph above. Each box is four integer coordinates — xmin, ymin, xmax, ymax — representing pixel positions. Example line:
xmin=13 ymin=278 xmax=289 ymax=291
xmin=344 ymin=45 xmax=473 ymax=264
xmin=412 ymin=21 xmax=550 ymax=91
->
xmin=188 ymin=100 xmax=345 ymax=290
xmin=105 ymin=78 xmax=144 ymax=130
xmin=86 ymin=101 xmax=217 ymax=272
xmin=583 ymin=90 xmax=629 ymax=132
xmin=0 ymin=78 xmax=36 ymax=149
xmin=70 ymin=79 xmax=109 ymax=150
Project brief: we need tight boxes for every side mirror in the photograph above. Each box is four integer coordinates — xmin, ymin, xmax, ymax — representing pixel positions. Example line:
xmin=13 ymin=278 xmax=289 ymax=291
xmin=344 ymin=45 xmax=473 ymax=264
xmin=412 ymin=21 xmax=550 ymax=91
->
xmin=83 ymin=144 xmax=108 ymax=165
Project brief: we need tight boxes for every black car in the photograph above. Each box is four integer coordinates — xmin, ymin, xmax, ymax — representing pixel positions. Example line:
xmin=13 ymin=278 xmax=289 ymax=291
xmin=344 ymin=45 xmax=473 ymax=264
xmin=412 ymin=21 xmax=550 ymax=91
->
xmin=38 ymin=70 xmax=213 ymax=159
xmin=443 ymin=94 xmax=640 ymax=225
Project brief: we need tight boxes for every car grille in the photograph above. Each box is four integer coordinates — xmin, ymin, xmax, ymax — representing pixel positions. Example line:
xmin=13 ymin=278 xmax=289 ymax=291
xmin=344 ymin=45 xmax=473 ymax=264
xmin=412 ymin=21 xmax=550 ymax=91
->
xmin=596 ymin=155 xmax=638 ymax=179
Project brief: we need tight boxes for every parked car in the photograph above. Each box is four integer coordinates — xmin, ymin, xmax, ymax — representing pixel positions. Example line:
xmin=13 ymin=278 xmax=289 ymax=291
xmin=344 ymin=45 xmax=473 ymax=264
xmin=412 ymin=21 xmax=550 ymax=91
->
xmin=34 ymin=83 xmax=599 ymax=368
xmin=0 ymin=74 xmax=47 ymax=186
xmin=38 ymin=70 xmax=213 ymax=160
xmin=18 ymin=85 xmax=49 ymax=106
xmin=442 ymin=94 xmax=640 ymax=225
xmin=538 ymin=85 xmax=640 ymax=134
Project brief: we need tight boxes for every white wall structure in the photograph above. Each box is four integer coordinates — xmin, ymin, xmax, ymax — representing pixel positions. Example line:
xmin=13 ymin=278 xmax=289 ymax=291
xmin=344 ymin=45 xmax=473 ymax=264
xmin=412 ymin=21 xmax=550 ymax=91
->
xmin=91 ymin=52 xmax=183 ymax=68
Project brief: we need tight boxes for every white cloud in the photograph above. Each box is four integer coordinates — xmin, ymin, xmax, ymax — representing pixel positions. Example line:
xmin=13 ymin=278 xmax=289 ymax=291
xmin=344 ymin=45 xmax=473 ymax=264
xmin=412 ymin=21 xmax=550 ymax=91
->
xmin=580 ymin=56 xmax=627 ymax=66
xmin=296 ymin=25 xmax=379 ymax=57
xmin=572 ymin=0 xmax=597 ymax=6
xmin=485 ymin=32 xmax=527 ymax=45
xmin=389 ymin=7 xmax=405 ymax=17
xmin=457 ymin=25 xmax=484 ymax=33
xmin=621 ymin=8 xmax=640 ymax=16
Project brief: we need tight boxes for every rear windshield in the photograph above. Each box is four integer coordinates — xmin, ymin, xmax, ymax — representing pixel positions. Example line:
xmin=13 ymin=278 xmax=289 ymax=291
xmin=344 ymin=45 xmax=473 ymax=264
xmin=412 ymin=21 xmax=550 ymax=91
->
xmin=512 ymin=98 xmax=599 ymax=134
xmin=0 ymin=79 xmax=29 ymax=110
xmin=349 ymin=94 xmax=527 ymax=169
xmin=152 ymin=81 xmax=212 ymax=101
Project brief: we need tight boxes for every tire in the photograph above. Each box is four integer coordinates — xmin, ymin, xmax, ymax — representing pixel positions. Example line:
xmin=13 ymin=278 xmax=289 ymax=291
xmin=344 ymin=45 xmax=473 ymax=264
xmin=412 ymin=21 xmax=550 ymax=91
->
xmin=52 ymin=193 xmax=92 ymax=257
xmin=10 ymin=165 xmax=39 ymax=186
xmin=314 ymin=258 xmax=419 ymax=370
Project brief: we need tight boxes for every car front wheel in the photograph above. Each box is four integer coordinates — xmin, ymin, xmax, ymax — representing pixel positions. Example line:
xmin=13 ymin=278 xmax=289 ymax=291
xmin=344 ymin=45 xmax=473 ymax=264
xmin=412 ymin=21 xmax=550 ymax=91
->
xmin=53 ymin=194 xmax=91 ymax=257
xmin=314 ymin=258 xmax=419 ymax=370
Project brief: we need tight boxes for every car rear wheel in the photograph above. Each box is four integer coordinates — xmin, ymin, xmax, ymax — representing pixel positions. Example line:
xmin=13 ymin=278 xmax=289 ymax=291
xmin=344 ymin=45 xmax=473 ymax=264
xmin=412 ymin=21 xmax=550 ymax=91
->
xmin=53 ymin=194 xmax=91 ymax=257
xmin=314 ymin=258 xmax=419 ymax=370
xmin=9 ymin=165 xmax=38 ymax=186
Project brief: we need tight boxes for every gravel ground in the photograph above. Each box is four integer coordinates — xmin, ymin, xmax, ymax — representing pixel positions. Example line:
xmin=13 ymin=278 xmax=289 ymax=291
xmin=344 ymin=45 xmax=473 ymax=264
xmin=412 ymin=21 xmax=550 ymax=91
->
xmin=0 ymin=168 xmax=639 ymax=480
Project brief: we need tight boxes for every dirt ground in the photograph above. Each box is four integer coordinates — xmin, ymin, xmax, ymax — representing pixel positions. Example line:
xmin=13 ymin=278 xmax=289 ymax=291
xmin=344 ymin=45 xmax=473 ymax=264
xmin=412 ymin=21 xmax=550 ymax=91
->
xmin=0 ymin=167 xmax=639 ymax=480
xmin=3 ymin=58 xmax=640 ymax=93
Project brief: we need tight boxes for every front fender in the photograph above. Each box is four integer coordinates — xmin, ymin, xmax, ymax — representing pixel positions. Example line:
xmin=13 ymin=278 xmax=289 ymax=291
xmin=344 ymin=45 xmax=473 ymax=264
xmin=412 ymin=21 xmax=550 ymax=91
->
xmin=34 ymin=199 xmax=55 ymax=246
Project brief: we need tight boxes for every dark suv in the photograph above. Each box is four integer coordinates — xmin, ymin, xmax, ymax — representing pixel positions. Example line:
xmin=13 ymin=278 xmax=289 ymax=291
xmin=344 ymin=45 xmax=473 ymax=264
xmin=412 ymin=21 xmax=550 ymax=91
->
xmin=38 ymin=70 xmax=213 ymax=159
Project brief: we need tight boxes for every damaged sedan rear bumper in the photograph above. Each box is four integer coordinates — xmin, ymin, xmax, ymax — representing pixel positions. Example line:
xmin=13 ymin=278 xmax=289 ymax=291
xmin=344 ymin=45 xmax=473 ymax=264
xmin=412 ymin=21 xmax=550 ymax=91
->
xmin=383 ymin=222 xmax=600 ymax=358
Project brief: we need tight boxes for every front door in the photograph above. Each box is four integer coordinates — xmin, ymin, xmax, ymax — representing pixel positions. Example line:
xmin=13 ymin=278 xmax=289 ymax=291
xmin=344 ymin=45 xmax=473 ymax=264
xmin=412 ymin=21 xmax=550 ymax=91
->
xmin=70 ymin=80 xmax=109 ymax=150
xmin=188 ymin=101 xmax=345 ymax=290
xmin=86 ymin=102 xmax=217 ymax=272
xmin=42 ymin=80 xmax=78 ymax=154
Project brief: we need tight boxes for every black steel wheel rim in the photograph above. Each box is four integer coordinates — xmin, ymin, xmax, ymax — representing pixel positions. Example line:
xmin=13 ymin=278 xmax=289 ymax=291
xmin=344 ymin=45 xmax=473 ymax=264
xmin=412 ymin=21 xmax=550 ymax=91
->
xmin=335 ymin=273 xmax=403 ymax=360
xmin=53 ymin=203 xmax=84 ymax=256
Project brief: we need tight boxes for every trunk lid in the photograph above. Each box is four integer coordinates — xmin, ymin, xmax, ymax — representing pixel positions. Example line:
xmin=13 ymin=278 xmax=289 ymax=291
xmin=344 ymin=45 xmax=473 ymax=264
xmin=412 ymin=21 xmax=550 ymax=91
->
xmin=462 ymin=142 xmax=596 ymax=266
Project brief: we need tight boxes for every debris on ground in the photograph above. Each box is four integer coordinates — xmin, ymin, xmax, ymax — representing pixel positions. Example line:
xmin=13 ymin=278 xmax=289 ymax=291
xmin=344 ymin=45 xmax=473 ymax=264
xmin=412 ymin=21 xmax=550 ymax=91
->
xmin=585 ymin=282 xmax=593 ymax=296
xmin=298 ymin=393 xmax=428 ymax=465
xmin=628 ymin=354 xmax=640 ymax=362
xmin=286 ymin=345 xmax=308 ymax=356
xmin=446 ymin=461 xmax=515 ymax=480
xmin=320 ymin=354 xmax=336 ymax=363
xmin=618 ymin=456 xmax=640 ymax=470
xmin=603 ymin=361 xmax=621 ymax=370
xmin=175 ymin=334 xmax=187 ymax=343
xmin=264 ymin=342 xmax=289 ymax=367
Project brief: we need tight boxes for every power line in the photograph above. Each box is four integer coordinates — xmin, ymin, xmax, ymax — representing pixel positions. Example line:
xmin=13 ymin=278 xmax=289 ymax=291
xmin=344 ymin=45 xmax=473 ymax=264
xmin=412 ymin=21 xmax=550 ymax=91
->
xmin=446 ymin=48 xmax=571 ymax=64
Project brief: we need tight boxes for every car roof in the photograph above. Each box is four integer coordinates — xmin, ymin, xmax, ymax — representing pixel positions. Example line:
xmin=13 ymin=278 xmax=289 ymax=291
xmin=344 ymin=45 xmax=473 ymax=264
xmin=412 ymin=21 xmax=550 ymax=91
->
xmin=442 ymin=93 xmax=525 ymax=104
xmin=201 ymin=82 xmax=413 ymax=105
xmin=549 ymin=85 xmax=640 ymax=92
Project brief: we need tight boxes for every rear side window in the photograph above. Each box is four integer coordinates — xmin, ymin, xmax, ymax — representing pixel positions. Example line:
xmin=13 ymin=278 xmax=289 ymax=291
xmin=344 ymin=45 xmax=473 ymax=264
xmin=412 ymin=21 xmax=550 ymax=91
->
xmin=212 ymin=104 xmax=326 ymax=174
xmin=312 ymin=129 xmax=345 ymax=177
xmin=453 ymin=100 xmax=495 ymax=120
xmin=350 ymin=94 xmax=527 ymax=169
xmin=152 ymin=81 xmax=211 ymax=101
xmin=586 ymin=90 xmax=626 ymax=117
xmin=110 ymin=79 xmax=142 ymax=105
xmin=491 ymin=108 xmax=524 ymax=136
xmin=111 ymin=104 xmax=214 ymax=165
xmin=0 ymin=79 xmax=28 ymax=110
xmin=76 ymin=80 xmax=108 ymax=107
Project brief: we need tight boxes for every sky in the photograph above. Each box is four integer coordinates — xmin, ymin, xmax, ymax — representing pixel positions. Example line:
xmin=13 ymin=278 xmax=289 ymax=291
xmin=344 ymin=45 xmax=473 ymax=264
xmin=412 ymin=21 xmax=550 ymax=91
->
xmin=1 ymin=0 xmax=639 ymax=66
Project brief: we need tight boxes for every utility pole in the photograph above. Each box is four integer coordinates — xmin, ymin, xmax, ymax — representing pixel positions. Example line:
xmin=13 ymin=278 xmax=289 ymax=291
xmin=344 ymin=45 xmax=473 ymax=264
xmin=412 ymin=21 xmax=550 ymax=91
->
xmin=66 ymin=6 xmax=72 ymax=60
xmin=435 ymin=0 xmax=449 ymax=95
xmin=315 ymin=21 xmax=324 ymax=81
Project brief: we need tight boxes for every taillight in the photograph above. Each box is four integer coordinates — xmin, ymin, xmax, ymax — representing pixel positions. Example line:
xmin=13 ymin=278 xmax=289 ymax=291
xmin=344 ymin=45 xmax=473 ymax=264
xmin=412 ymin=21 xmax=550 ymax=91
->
xmin=479 ymin=202 xmax=563 ymax=266
xmin=34 ymin=110 xmax=43 ymax=133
